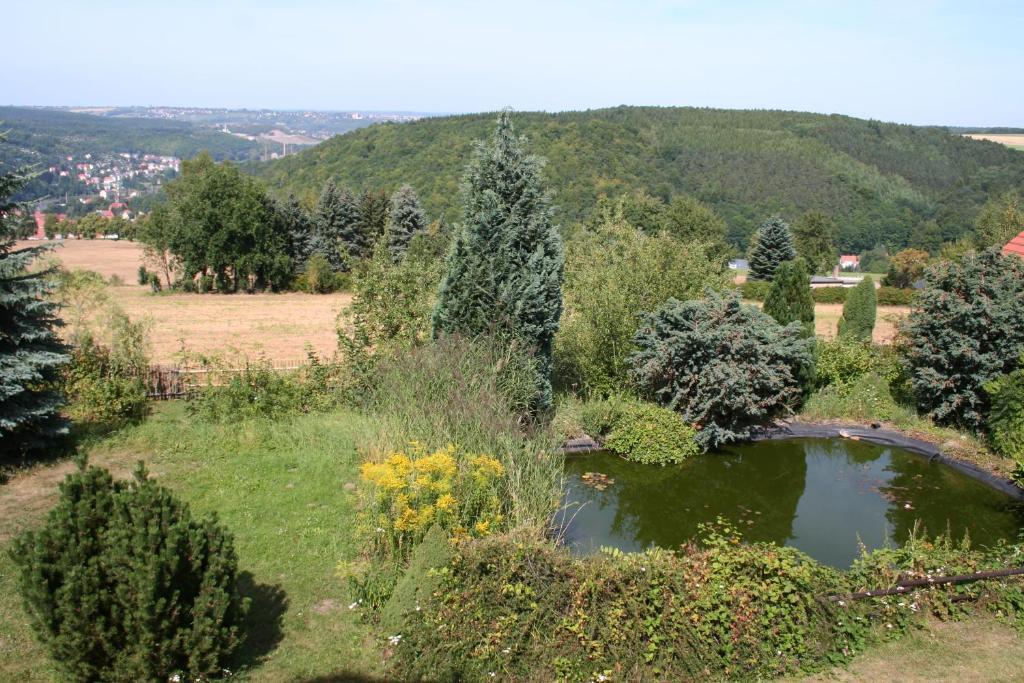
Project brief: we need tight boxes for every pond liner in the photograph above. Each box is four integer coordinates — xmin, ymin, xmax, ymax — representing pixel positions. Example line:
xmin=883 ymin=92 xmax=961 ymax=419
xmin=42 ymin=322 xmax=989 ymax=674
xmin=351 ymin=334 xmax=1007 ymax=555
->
xmin=560 ymin=423 xmax=1024 ymax=500
xmin=752 ymin=421 xmax=1024 ymax=501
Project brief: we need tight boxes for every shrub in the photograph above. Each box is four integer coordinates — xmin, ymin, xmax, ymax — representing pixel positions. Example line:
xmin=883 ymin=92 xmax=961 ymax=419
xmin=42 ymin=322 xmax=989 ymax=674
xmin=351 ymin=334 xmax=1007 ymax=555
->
xmin=985 ymin=362 xmax=1024 ymax=462
xmin=740 ymin=279 xmax=770 ymax=301
xmin=554 ymin=216 xmax=730 ymax=397
xmin=603 ymin=400 xmax=700 ymax=465
xmin=883 ymin=248 xmax=929 ymax=288
xmin=380 ymin=524 xmax=452 ymax=633
xmin=814 ymin=338 xmax=876 ymax=390
xmin=147 ymin=271 xmax=162 ymax=292
xmin=137 ymin=264 xmax=150 ymax=285
xmin=811 ymin=286 xmax=848 ymax=304
xmin=360 ymin=444 xmax=507 ymax=557
xmin=107 ymin=273 xmax=125 ymax=287
xmin=63 ymin=312 xmax=150 ymax=428
xmin=838 ymin=277 xmax=877 ymax=341
xmin=188 ymin=356 xmax=343 ymax=422
xmin=763 ymin=259 xmax=815 ymax=336
xmin=297 ymin=252 xmax=347 ymax=293
xmin=391 ymin=526 xmax=854 ymax=682
xmin=876 ymin=286 xmax=915 ymax=305
xmin=802 ymin=372 xmax=916 ymax=424
xmin=11 ymin=464 xmax=248 ymax=681
xmin=902 ymin=248 xmax=1024 ymax=430
xmin=630 ymin=290 xmax=814 ymax=450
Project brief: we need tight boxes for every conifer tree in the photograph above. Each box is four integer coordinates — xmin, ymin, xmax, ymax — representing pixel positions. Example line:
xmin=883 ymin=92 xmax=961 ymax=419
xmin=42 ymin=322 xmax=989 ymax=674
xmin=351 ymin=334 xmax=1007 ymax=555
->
xmin=0 ymin=153 xmax=69 ymax=456
xmin=278 ymin=195 xmax=315 ymax=269
xmin=748 ymin=216 xmax=796 ymax=281
xmin=313 ymin=181 xmax=360 ymax=270
xmin=388 ymin=185 xmax=427 ymax=261
xmin=763 ymin=259 xmax=815 ymax=336
xmin=433 ymin=111 xmax=564 ymax=408
xmin=357 ymin=189 xmax=390 ymax=257
xmin=837 ymin=277 xmax=877 ymax=341
xmin=792 ymin=211 xmax=837 ymax=275
xmin=12 ymin=464 xmax=247 ymax=681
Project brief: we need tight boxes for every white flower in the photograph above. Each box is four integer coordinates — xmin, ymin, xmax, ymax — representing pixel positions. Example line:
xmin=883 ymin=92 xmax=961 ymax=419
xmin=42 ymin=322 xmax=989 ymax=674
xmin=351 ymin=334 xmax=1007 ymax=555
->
xmin=837 ymin=600 xmax=845 ymax=606
xmin=388 ymin=634 xmax=403 ymax=646
xmin=502 ymin=647 xmax=511 ymax=654
xmin=169 ymin=676 xmax=181 ymax=683
xmin=349 ymin=601 xmax=360 ymax=610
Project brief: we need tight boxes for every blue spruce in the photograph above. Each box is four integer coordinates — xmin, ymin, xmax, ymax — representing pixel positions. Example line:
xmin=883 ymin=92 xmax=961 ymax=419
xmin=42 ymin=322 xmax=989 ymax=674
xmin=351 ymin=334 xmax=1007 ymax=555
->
xmin=748 ymin=216 xmax=797 ymax=281
xmin=0 ymin=155 xmax=70 ymax=456
xmin=433 ymin=111 xmax=564 ymax=409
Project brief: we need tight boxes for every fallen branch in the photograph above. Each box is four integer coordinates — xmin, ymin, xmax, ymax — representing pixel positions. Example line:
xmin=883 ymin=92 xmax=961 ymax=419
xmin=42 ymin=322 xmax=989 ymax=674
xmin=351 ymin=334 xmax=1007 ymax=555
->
xmin=827 ymin=567 xmax=1024 ymax=602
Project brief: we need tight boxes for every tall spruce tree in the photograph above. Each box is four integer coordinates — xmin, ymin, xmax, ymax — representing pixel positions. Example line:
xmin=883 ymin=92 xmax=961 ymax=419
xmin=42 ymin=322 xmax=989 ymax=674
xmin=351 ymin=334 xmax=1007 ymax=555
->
xmin=762 ymin=259 xmax=815 ymax=336
xmin=0 ymin=155 xmax=69 ymax=456
xmin=748 ymin=216 xmax=796 ymax=281
xmin=837 ymin=277 xmax=877 ymax=341
xmin=433 ymin=111 xmax=564 ymax=408
xmin=313 ymin=181 xmax=360 ymax=270
xmin=357 ymin=189 xmax=390 ymax=258
xmin=388 ymin=185 xmax=427 ymax=261
xmin=278 ymin=195 xmax=315 ymax=269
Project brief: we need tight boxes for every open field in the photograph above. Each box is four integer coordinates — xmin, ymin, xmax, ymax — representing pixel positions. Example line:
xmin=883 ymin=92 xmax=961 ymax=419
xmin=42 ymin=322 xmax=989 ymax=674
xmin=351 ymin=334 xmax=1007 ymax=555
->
xmin=21 ymin=240 xmax=351 ymax=364
xmin=964 ymin=133 xmax=1024 ymax=150
xmin=32 ymin=240 xmax=907 ymax=363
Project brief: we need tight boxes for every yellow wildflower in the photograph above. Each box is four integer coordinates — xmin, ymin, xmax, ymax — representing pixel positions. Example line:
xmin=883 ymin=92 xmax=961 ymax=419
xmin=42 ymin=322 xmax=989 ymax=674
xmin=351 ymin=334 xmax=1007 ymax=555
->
xmin=470 ymin=454 xmax=504 ymax=478
xmin=474 ymin=519 xmax=491 ymax=536
xmin=436 ymin=493 xmax=457 ymax=512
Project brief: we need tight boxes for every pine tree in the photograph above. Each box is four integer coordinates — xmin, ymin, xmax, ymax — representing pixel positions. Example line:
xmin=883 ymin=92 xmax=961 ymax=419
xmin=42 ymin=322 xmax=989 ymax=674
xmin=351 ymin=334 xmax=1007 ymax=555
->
xmin=388 ymin=185 xmax=427 ymax=261
xmin=837 ymin=277 xmax=877 ymax=342
xmin=313 ymin=181 xmax=360 ymax=270
xmin=12 ymin=464 xmax=248 ymax=681
xmin=433 ymin=111 xmax=564 ymax=409
xmin=762 ymin=259 xmax=815 ymax=336
xmin=792 ymin=211 xmax=837 ymax=275
xmin=278 ymin=195 xmax=315 ymax=269
xmin=0 ymin=156 xmax=69 ymax=457
xmin=357 ymin=189 xmax=390 ymax=258
xmin=748 ymin=216 xmax=796 ymax=281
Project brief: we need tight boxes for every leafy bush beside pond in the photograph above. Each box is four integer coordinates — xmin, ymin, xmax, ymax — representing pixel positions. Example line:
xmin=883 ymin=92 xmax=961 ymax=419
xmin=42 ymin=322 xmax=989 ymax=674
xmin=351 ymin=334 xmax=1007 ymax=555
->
xmin=985 ymin=362 xmax=1024 ymax=465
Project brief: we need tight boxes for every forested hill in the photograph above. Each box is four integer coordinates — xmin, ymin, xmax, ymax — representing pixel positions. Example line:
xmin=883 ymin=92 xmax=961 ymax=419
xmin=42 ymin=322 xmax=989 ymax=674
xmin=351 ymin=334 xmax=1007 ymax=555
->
xmin=0 ymin=106 xmax=259 ymax=166
xmin=251 ymin=106 xmax=1024 ymax=251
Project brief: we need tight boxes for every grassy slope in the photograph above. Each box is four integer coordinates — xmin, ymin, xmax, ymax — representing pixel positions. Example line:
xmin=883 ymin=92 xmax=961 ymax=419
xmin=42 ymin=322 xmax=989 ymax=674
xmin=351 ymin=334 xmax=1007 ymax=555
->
xmin=0 ymin=403 xmax=382 ymax=682
xmin=250 ymin=106 xmax=1024 ymax=251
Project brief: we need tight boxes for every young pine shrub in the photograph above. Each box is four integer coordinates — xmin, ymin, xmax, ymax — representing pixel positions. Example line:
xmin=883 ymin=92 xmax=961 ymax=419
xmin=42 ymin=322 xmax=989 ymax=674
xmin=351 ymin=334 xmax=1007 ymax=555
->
xmin=11 ymin=464 xmax=248 ymax=682
xmin=630 ymin=290 xmax=814 ymax=450
xmin=837 ymin=277 xmax=877 ymax=342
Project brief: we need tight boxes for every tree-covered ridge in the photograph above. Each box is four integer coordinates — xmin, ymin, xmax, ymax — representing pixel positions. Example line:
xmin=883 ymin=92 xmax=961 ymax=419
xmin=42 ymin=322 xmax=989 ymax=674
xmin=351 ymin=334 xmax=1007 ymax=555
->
xmin=252 ymin=106 xmax=1024 ymax=252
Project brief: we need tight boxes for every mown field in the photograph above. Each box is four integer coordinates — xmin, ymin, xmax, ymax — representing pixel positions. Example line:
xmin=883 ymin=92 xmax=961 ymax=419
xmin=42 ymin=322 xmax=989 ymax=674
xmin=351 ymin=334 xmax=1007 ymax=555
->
xmin=22 ymin=240 xmax=350 ymax=363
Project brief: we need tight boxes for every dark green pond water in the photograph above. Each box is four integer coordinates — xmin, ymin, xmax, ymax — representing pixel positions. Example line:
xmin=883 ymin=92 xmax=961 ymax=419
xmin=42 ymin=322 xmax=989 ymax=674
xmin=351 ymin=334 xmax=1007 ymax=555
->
xmin=561 ymin=438 xmax=1024 ymax=568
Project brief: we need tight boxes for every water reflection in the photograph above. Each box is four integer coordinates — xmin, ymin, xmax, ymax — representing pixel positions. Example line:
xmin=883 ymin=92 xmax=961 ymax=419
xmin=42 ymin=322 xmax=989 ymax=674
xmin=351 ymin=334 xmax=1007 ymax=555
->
xmin=561 ymin=438 xmax=1024 ymax=568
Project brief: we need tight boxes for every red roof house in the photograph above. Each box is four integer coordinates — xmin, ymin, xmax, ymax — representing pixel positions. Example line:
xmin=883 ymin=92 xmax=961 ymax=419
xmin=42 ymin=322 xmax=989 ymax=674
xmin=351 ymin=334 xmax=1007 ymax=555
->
xmin=1004 ymin=231 xmax=1024 ymax=259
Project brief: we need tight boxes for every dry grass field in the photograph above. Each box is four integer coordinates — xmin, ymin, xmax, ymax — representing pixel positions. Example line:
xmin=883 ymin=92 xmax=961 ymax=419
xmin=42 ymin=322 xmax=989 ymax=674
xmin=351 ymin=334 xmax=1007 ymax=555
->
xmin=964 ymin=133 xmax=1024 ymax=151
xmin=21 ymin=239 xmax=351 ymax=364
xmin=26 ymin=240 xmax=907 ymax=363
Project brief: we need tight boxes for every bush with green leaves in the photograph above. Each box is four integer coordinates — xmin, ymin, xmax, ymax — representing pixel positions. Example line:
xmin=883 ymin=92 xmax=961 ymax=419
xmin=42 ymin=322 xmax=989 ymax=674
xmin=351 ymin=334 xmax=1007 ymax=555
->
xmin=763 ymin=259 xmax=814 ymax=335
xmin=802 ymin=372 xmax=917 ymax=424
xmin=883 ymin=248 xmax=929 ymax=288
xmin=603 ymin=400 xmax=700 ymax=465
xmin=902 ymin=248 xmax=1024 ymax=430
xmin=630 ymin=290 xmax=814 ymax=450
xmin=11 ymin=464 xmax=248 ymax=682
xmin=814 ymin=338 xmax=876 ymax=391
xmin=555 ymin=214 xmax=730 ymax=397
xmin=811 ymin=286 xmax=848 ymax=304
xmin=740 ymin=278 xmax=771 ymax=301
xmin=837 ymin=277 xmax=877 ymax=341
xmin=984 ymin=361 xmax=1024 ymax=463
xmin=876 ymin=286 xmax=915 ymax=306
xmin=296 ymin=252 xmax=348 ymax=293
xmin=63 ymin=311 xmax=150 ymax=428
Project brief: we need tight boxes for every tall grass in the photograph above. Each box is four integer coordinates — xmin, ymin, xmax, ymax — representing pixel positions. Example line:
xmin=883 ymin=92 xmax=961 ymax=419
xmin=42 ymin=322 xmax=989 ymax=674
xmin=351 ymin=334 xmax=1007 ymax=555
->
xmin=361 ymin=335 xmax=564 ymax=538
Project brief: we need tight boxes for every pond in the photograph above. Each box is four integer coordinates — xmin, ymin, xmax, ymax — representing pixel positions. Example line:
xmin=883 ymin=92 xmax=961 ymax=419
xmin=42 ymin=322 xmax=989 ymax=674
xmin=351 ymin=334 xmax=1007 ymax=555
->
xmin=560 ymin=438 xmax=1024 ymax=568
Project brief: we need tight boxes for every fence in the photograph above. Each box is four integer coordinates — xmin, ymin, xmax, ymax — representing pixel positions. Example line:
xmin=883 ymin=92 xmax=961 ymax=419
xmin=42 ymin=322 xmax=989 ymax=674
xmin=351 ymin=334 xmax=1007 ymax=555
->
xmin=144 ymin=358 xmax=311 ymax=400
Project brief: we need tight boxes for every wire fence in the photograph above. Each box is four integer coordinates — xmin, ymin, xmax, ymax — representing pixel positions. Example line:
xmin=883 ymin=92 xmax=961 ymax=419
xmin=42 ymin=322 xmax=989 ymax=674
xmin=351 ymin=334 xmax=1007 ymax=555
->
xmin=144 ymin=358 xmax=311 ymax=400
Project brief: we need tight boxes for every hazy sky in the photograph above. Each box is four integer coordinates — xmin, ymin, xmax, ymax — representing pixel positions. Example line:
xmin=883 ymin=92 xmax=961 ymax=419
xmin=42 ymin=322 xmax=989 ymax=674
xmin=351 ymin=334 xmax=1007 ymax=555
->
xmin=4 ymin=0 xmax=1021 ymax=126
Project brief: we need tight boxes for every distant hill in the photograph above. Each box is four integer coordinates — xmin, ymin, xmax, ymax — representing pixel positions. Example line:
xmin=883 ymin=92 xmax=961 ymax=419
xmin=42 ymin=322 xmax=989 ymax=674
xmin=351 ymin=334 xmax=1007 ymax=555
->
xmin=0 ymin=106 xmax=260 ymax=201
xmin=251 ymin=106 xmax=1024 ymax=251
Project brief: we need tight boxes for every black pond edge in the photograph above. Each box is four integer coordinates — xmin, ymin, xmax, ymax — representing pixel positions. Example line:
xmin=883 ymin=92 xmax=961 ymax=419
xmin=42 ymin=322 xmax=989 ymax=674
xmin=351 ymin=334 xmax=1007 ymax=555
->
xmin=561 ymin=423 xmax=1024 ymax=501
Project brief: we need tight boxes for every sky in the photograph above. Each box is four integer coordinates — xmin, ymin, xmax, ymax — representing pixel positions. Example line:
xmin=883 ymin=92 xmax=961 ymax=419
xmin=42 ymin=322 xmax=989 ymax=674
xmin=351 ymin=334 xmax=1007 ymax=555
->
xmin=3 ymin=0 xmax=1022 ymax=126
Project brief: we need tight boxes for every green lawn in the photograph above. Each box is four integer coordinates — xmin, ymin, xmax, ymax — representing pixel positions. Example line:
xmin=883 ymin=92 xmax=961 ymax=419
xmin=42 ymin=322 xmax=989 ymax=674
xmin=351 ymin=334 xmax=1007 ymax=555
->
xmin=4 ymin=402 xmax=1024 ymax=681
xmin=0 ymin=402 xmax=384 ymax=682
